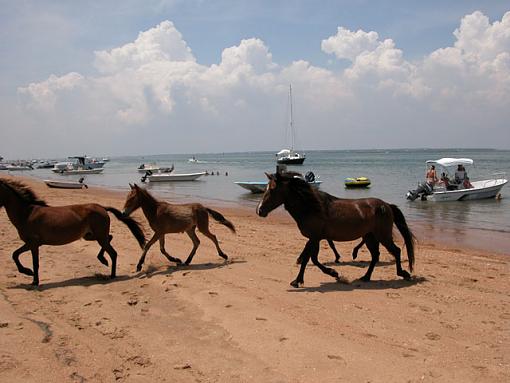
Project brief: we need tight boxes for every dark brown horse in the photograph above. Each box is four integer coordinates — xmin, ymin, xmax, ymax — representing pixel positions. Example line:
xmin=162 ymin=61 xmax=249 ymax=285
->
xmin=257 ymin=172 xmax=415 ymax=287
xmin=0 ymin=178 xmax=146 ymax=286
xmin=122 ymin=184 xmax=235 ymax=271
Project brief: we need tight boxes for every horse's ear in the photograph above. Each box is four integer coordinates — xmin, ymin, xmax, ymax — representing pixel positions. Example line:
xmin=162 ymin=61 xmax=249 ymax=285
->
xmin=129 ymin=183 xmax=134 ymax=189
xmin=265 ymin=172 xmax=273 ymax=180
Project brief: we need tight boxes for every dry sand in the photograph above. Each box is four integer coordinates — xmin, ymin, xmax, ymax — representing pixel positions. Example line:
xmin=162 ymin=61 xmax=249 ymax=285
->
xmin=0 ymin=176 xmax=508 ymax=382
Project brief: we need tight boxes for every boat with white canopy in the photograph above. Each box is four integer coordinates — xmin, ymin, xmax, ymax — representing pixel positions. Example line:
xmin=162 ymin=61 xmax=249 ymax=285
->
xmin=406 ymin=157 xmax=507 ymax=202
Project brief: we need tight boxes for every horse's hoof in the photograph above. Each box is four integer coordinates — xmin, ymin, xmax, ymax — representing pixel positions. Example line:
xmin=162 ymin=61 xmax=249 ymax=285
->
xmin=219 ymin=253 xmax=228 ymax=260
xmin=290 ymin=279 xmax=302 ymax=288
xmin=31 ymin=280 xmax=39 ymax=287
xmin=359 ymin=275 xmax=371 ymax=282
xmin=400 ymin=271 xmax=412 ymax=280
xmin=329 ymin=269 xmax=339 ymax=278
xmin=174 ymin=258 xmax=182 ymax=264
xmin=334 ymin=259 xmax=340 ymax=264
xmin=136 ymin=265 xmax=142 ymax=272
xmin=336 ymin=276 xmax=350 ymax=284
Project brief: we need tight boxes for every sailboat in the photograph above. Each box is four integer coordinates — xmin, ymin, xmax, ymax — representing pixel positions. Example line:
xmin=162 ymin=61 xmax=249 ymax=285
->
xmin=276 ymin=85 xmax=306 ymax=165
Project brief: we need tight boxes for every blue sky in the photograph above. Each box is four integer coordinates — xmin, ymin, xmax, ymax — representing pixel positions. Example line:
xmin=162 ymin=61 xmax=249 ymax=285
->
xmin=1 ymin=1 xmax=510 ymax=157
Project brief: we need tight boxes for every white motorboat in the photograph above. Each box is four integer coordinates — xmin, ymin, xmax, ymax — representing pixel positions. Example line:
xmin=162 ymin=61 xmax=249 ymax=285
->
xmin=6 ymin=164 xmax=33 ymax=171
xmin=235 ymin=180 xmax=322 ymax=194
xmin=44 ymin=179 xmax=88 ymax=189
xmin=236 ymin=171 xmax=322 ymax=194
xmin=52 ymin=156 xmax=105 ymax=173
xmin=407 ymin=158 xmax=507 ymax=202
xmin=53 ymin=167 xmax=104 ymax=175
xmin=276 ymin=85 xmax=306 ymax=165
xmin=188 ymin=157 xmax=208 ymax=164
xmin=234 ymin=181 xmax=269 ymax=193
xmin=147 ymin=172 xmax=206 ymax=182
xmin=137 ymin=163 xmax=161 ymax=173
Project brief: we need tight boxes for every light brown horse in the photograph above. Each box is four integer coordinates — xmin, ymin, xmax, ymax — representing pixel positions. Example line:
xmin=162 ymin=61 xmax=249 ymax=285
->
xmin=122 ymin=184 xmax=236 ymax=271
xmin=257 ymin=172 xmax=415 ymax=287
xmin=0 ymin=178 xmax=146 ymax=286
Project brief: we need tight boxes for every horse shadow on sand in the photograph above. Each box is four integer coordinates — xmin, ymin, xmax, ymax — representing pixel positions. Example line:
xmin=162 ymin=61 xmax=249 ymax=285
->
xmin=322 ymin=259 xmax=395 ymax=268
xmin=287 ymin=275 xmax=427 ymax=294
xmin=137 ymin=258 xmax=246 ymax=279
xmin=11 ymin=258 xmax=246 ymax=291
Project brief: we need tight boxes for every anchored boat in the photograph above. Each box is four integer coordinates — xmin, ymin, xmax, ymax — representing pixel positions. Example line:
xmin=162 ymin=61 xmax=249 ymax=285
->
xmin=406 ymin=158 xmax=507 ymax=202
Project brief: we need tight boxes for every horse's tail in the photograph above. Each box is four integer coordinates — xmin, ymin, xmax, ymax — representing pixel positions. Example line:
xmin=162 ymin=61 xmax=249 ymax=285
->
xmin=206 ymin=208 xmax=236 ymax=233
xmin=105 ymin=207 xmax=146 ymax=249
xmin=390 ymin=204 xmax=415 ymax=273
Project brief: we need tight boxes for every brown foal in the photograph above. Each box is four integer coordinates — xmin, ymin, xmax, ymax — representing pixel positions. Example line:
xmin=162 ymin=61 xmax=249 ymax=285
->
xmin=123 ymin=184 xmax=235 ymax=271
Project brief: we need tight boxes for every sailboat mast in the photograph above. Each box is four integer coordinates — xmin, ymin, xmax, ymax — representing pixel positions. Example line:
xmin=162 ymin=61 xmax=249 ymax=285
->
xmin=289 ymin=84 xmax=294 ymax=151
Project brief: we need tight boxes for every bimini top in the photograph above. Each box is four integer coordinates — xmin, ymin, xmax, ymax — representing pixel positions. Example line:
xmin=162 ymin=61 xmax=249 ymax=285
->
xmin=426 ymin=158 xmax=474 ymax=167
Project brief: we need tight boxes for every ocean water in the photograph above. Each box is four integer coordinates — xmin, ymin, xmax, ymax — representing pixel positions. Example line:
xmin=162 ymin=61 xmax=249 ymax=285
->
xmin=21 ymin=148 xmax=510 ymax=254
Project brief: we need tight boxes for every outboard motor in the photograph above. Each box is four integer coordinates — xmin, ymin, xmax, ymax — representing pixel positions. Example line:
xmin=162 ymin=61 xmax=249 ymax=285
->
xmin=406 ymin=182 xmax=433 ymax=201
xmin=141 ymin=170 xmax=153 ymax=183
xmin=305 ymin=171 xmax=315 ymax=183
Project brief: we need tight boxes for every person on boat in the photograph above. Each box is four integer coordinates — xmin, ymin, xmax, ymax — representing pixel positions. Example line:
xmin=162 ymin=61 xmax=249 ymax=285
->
xmin=439 ymin=172 xmax=449 ymax=186
xmin=426 ymin=165 xmax=438 ymax=188
xmin=455 ymin=164 xmax=466 ymax=185
xmin=439 ymin=172 xmax=453 ymax=190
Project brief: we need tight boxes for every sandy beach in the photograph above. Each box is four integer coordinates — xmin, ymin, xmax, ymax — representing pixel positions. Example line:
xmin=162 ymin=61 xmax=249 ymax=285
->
xmin=0 ymin=175 xmax=508 ymax=382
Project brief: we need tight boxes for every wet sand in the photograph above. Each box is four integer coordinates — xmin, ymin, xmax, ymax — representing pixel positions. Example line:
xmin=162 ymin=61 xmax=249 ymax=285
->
xmin=0 ymin=176 xmax=509 ymax=382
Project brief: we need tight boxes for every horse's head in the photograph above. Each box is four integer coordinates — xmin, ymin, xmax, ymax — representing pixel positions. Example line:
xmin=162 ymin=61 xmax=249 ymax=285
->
xmin=256 ymin=172 xmax=290 ymax=217
xmin=123 ymin=184 xmax=142 ymax=216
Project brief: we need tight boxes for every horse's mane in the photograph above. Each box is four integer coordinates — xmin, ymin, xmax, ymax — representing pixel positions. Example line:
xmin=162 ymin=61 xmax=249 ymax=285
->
xmin=0 ymin=178 xmax=48 ymax=206
xmin=277 ymin=172 xmax=336 ymax=212
xmin=137 ymin=185 xmax=158 ymax=203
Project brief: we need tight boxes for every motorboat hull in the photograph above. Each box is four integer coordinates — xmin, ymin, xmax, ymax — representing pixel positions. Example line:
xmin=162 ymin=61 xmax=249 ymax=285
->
xmin=147 ymin=172 xmax=206 ymax=182
xmin=44 ymin=180 xmax=87 ymax=189
xmin=235 ymin=180 xmax=322 ymax=194
xmin=425 ymin=179 xmax=507 ymax=201
xmin=138 ymin=166 xmax=161 ymax=173
xmin=234 ymin=182 xmax=268 ymax=193
xmin=52 ymin=168 xmax=104 ymax=175
xmin=6 ymin=165 xmax=33 ymax=171
xmin=277 ymin=157 xmax=305 ymax=165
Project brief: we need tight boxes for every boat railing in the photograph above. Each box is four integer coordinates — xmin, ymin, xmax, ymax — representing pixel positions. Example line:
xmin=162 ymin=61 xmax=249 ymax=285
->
xmin=478 ymin=172 xmax=507 ymax=188
xmin=491 ymin=171 xmax=506 ymax=180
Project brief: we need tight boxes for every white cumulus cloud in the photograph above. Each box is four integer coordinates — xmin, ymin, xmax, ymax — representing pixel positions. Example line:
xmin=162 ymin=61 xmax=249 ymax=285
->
xmin=18 ymin=72 xmax=84 ymax=110
xmin=321 ymin=27 xmax=380 ymax=60
xmin=14 ymin=10 xmax=510 ymax=155
xmin=94 ymin=20 xmax=195 ymax=74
